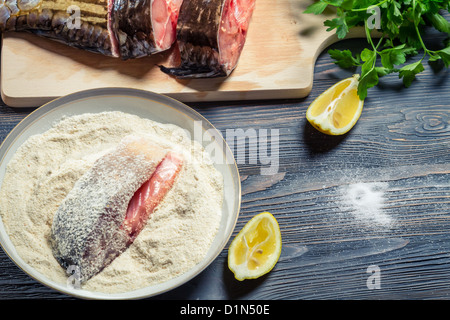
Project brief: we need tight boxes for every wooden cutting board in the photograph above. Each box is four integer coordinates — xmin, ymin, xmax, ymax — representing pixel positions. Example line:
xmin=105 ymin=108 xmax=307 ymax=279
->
xmin=1 ymin=0 xmax=364 ymax=108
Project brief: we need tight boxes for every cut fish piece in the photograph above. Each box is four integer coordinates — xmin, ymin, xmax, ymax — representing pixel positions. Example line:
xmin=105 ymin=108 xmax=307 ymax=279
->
xmin=111 ymin=0 xmax=183 ymax=59
xmin=2 ymin=0 xmax=118 ymax=57
xmin=160 ymin=0 xmax=256 ymax=78
xmin=0 ymin=0 xmax=184 ymax=59
xmin=50 ymin=135 xmax=183 ymax=283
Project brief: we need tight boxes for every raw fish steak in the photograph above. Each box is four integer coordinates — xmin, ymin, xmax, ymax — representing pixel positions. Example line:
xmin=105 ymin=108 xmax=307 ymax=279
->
xmin=160 ymin=0 xmax=256 ymax=78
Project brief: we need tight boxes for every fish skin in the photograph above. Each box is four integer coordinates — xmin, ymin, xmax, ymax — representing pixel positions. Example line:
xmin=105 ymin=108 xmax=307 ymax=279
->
xmin=111 ymin=0 xmax=157 ymax=59
xmin=50 ymin=135 xmax=181 ymax=284
xmin=160 ymin=0 xmax=227 ymax=78
xmin=0 ymin=0 xmax=117 ymax=57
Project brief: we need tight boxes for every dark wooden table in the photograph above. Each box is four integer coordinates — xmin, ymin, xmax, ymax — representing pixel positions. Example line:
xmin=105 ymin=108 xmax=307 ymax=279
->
xmin=0 ymin=36 xmax=448 ymax=301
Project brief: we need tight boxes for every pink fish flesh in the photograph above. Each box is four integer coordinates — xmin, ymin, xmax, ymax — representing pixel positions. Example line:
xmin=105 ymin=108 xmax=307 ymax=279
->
xmin=122 ymin=151 xmax=184 ymax=242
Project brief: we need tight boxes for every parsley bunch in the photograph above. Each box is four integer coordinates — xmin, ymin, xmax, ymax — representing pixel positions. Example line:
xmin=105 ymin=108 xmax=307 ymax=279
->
xmin=304 ymin=0 xmax=450 ymax=100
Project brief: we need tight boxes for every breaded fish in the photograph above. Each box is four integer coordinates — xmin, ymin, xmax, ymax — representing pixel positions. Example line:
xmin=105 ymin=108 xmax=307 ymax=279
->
xmin=50 ymin=135 xmax=183 ymax=283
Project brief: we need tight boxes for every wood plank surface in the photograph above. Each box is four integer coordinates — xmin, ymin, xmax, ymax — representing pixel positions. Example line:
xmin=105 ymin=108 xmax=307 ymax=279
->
xmin=0 ymin=35 xmax=448 ymax=302
xmin=0 ymin=0 xmax=361 ymax=107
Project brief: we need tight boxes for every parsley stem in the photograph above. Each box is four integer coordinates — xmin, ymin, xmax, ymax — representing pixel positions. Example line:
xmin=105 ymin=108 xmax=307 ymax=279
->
xmin=415 ymin=24 xmax=430 ymax=56
xmin=412 ymin=0 xmax=431 ymax=57
xmin=375 ymin=36 xmax=384 ymax=51
xmin=365 ymin=19 xmax=384 ymax=53
xmin=365 ymin=20 xmax=376 ymax=48
xmin=351 ymin=0 xmax=390 ymax=12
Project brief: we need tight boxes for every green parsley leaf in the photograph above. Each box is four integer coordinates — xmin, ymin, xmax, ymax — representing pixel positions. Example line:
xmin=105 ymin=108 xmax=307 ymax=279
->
xmin=324 ymin=16 xmax=350 ymax=39
xmin=304 ymin=1 xmax=329 ymax=15
xmin=358 ymin=68 xmax=378 ymax=100
xmin=360 ymin=48 xmax=376 ymax=65
xmin=375 ymin=66 xmax=397 ymax=77
xmin=437 ymin=46 xmax=450 ymax=67
xmin=399 ymin=60 xmax=425 ymax=87
xmin=357 ymin=48 xmax=378 ymax=99
xmin=341 ymin=0 xmax=355 ymax=10
xmin=379 ymin=45 xmax=407 ymax=69
xmin=384 ymin=1 xmax=403 ymax=36
xmin=328 ymin=49 xmax=361 ymax=68
xmin=427 ymin=12 xmax=450 ymax=34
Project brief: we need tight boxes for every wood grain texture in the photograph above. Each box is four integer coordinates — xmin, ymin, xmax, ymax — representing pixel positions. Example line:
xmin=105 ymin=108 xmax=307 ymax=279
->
xmin=0 ymin=35 xmax=448 ymax=301
xmin=0 ymin=0 xmax=367 ymax=107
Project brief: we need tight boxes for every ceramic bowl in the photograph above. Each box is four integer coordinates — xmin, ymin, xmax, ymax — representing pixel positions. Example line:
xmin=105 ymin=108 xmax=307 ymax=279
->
xmin=0 ymin=88 xmax=241 ymax=299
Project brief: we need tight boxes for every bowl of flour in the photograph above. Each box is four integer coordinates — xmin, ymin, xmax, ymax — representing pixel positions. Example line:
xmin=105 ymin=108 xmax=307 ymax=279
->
xmin=0 ymin=88 xmax=241 ymax=299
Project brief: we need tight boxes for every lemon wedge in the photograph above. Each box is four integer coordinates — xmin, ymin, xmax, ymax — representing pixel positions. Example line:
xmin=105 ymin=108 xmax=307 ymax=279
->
xmin=228 ymin=212 xmax=282 ymax=281
xmin=306 ymin=74 xmax=364 ymax=135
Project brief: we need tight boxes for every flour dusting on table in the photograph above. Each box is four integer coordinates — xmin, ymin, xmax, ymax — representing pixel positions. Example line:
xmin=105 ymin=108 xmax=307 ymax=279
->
xmin=0 ymin=111 xmax=224 ymax=294
xmin=340 ymin=181 xmax=393 ymax=228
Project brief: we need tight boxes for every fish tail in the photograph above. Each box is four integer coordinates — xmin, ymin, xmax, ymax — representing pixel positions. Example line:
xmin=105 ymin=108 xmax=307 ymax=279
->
xmin=1 ymin=0 xmax=119 ymax=57
xmin=159 ymin=64 xmax=224 ymax=79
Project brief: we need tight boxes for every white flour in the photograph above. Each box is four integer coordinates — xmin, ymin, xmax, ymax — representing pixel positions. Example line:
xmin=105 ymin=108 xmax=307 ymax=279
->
xmin=0 ymin=111 xmax=223 ymax=294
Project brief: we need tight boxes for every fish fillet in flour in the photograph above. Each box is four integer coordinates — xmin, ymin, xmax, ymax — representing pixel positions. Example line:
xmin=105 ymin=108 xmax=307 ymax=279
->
xmin=0 ymin=0 xmax=183 ymax=59
xmin=50 ymin=135 xmax=183 ymax=283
